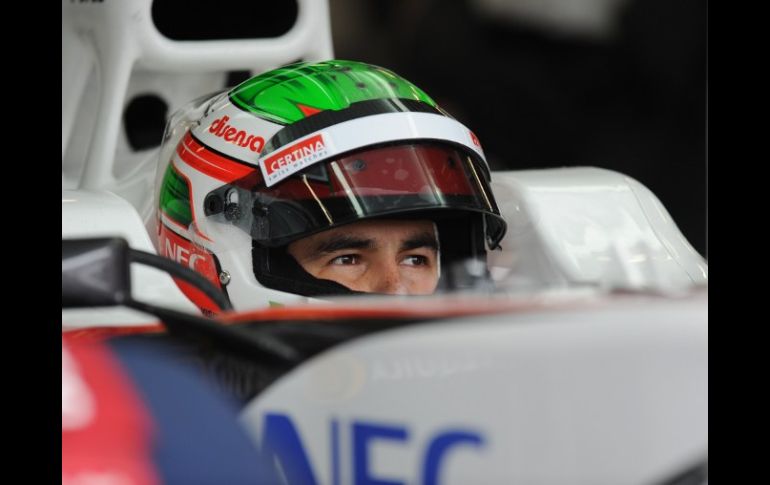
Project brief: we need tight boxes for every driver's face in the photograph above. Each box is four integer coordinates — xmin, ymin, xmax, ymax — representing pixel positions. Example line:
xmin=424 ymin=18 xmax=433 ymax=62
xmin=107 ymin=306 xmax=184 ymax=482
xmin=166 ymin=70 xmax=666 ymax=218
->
xmin=287 ymin=219 xmax=440 ymax=295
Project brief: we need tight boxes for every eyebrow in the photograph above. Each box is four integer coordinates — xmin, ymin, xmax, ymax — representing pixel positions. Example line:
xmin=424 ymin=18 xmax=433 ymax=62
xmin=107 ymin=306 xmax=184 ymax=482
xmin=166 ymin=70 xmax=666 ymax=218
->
xmin=313 ymin=231 xmax=439 ymax=254
xmin=315 ymin=235 xmax=375 ymax=254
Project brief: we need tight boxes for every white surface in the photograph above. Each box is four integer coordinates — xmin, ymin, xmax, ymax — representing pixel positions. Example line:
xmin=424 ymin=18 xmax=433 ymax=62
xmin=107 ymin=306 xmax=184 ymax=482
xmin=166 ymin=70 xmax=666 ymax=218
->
xmin=489 ymin=167 xmax=707 ymax=291
xmin=62 ymin=190 xmax=197 ymax=328
xmin=242 ymin=290 xmax=707 ymax=485
xmin=62 ymin=0 xmax=334 ymax=196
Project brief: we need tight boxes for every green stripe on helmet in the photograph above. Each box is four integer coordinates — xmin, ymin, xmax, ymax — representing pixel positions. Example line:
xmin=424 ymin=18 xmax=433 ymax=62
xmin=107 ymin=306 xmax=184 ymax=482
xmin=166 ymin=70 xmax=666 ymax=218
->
xmin=229 ymin=60 xmax=437 ymax=124
xmin=159 ymin=164 xmax=193 ymax=227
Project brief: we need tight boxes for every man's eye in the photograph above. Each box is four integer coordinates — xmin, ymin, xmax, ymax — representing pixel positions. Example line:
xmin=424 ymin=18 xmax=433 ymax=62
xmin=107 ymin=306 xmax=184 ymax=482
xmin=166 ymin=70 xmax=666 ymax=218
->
xmin=330 ymin=255 xmax=359 ymax=265
xmin=402 ymin=255 xmax=429 ymax=266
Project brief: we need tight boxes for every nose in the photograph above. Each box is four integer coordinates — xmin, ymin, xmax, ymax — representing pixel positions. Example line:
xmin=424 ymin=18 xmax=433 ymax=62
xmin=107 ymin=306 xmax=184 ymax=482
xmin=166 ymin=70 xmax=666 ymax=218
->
xmin=369 ymin=262 xmax=407 ymax=295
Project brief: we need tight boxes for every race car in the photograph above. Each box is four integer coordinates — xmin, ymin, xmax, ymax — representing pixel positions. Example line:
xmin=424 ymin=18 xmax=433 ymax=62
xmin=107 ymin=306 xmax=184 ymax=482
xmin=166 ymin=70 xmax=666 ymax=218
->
xmin=62 ymin=1 xmax=707 ymax=483
xmin=63 ymin=235 xmax=706 ymax=485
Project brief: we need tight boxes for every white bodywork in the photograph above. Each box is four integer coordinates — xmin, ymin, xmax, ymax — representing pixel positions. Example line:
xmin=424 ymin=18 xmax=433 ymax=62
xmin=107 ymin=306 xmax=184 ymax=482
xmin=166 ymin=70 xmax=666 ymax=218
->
xmin=489 ymin=168 xmax=707 ymax=291
xmin=241 ymin=291 xmax=707 ymax=485
xmin=62 ymin=0 xmax=333 ymax=197
xmin=62 ymin=189 xmax=197 ymax=328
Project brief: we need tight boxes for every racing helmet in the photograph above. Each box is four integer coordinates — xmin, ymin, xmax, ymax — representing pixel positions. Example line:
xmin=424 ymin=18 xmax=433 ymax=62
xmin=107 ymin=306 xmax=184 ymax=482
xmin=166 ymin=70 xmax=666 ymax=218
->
xmin=155 ymin=60 xmax=507 ymax=313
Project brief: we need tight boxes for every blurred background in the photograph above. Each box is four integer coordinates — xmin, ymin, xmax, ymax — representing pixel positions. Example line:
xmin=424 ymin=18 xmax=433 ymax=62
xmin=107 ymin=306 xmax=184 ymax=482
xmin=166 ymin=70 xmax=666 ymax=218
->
xmin=146 ymin=0 xmax=707 ymax=256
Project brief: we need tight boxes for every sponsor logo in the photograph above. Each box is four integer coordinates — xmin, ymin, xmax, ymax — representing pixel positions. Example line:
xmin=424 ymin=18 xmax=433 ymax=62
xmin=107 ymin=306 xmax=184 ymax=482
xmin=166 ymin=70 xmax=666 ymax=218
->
xmin=261 ymin=134 xmax=329 ymax=185
xmin=260 ymin=412 xmax=485 ymax=485
xmin=159 ymin=226 xmax=223 ymax=313
xmin=208 ymin=115 xmax=265 ymax=153
xmin=163 ymin=234 xmax=205 ymax=272
xmin=159 ymin=226 xmax=218 ymax=282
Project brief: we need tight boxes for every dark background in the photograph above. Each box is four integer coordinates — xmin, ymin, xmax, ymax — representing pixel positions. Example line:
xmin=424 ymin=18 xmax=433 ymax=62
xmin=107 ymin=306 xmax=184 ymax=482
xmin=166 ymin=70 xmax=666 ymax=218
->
xmin=330 ymin=0 xmax=707 ymax=257
xmin=148 ymin=0 xmax=707 ymax=256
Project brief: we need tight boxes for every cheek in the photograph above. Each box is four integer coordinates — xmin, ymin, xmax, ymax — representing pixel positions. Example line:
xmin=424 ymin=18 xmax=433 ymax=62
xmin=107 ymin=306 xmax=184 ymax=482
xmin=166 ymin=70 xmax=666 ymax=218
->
xmin=403 ymin=267 xmax=440 ymax=295
xmin=314 ymin=264 xmax=368 ymax=285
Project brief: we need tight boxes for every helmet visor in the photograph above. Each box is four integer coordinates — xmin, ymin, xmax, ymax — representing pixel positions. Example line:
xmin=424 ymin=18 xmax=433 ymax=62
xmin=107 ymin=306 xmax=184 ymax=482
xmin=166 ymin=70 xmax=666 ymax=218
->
xmin=204 ymin=142 xmax=506 ymax=248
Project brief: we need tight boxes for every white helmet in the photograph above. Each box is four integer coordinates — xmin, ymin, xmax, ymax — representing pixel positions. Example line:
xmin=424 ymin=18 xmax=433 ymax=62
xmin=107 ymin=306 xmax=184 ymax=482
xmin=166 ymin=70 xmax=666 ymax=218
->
xmin=154 ymin=60 xmax=507 ymax=313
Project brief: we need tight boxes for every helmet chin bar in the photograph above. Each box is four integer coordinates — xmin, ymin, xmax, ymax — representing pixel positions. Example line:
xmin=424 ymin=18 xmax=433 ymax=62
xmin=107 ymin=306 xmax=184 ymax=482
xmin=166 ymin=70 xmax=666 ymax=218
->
xmin=252 ymin=242 xmax=363 ymax=297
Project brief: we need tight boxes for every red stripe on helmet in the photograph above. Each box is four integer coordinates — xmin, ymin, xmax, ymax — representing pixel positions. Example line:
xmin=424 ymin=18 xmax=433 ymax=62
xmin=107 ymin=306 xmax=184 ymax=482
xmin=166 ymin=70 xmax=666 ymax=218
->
xmin=177 ymin=133 xmax=256 ymax=183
